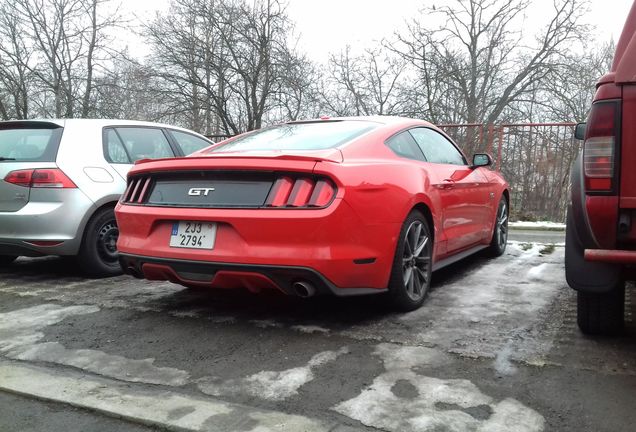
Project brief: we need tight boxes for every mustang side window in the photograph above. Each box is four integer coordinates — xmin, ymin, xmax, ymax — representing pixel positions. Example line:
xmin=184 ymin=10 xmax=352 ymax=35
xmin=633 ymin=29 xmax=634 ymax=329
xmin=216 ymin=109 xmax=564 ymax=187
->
xmin=409 ymin=128 xmax=466 ymax=165
xmin=386 ymin=131 xmax=426 ymax=161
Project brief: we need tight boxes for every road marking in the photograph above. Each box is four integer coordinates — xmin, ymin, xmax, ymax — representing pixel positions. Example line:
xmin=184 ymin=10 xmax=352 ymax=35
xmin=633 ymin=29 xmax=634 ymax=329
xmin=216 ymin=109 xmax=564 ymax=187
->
xmin=0 ymin=360 xmax=338 ymax=432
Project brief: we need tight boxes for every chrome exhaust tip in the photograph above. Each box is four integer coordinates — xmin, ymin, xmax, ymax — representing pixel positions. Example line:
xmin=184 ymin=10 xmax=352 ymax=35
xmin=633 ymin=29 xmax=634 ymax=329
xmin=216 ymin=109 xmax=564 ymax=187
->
xmin=292 ymin=281 xmax=316 ymax=298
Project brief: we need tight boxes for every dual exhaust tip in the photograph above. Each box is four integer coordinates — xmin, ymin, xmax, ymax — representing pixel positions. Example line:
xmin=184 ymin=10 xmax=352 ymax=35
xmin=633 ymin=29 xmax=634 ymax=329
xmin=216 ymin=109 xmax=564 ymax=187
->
xmin=127 ymin=264 xmax=316 ymax=298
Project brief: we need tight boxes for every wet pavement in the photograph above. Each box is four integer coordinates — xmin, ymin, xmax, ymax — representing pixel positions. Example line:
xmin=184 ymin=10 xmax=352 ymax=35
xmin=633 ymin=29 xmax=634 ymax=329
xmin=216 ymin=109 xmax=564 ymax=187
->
xmin=0 ymin=241 xmax=634 ymax=432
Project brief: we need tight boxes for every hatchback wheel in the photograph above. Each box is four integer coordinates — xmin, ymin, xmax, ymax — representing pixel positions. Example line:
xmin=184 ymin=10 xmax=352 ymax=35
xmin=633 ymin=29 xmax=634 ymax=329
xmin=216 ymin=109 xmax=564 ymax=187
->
xmin=77 ymin=207 xmax=123 ymax=277
xmin=388 ymin=211 xmax=433 ymax=311
xmin=486 ymin=197 xmax=508 ymax=257
xmin=0 ymin=255 xmax=17 ymax=266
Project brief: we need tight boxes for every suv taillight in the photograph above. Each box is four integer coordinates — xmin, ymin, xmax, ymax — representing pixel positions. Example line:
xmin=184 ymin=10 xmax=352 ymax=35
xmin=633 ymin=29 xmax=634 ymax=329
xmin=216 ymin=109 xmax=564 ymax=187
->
xmin=4 ymin=169 xmax=77 ymax=188
xmin=583 ymin=100 xmax=620 ymax=193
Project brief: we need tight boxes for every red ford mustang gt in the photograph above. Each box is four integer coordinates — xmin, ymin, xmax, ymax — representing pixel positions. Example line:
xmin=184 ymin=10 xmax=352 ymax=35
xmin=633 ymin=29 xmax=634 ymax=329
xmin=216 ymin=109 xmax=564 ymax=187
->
xmin=115 ymin=117 xmax=509 ymax=310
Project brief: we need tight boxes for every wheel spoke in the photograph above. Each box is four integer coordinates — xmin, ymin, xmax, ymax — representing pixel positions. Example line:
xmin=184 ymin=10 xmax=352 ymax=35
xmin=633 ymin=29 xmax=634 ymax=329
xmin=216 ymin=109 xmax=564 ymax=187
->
xmin=416 ymin=268 xmax=428 ymax=286
xmin=408 ymin=224 xmax=419 ymax=254
xmin=407 ymin=270 xmax=415 ymax=295
xmin=405 ymin=236 xmax=414 ymax=255
xmin=414 ymin=236 xmax=429 ymax=257
xmin=415 ymin=256 xmax=431 ymax=264
xmin=404 ymin=267 xmax=413 ymax=286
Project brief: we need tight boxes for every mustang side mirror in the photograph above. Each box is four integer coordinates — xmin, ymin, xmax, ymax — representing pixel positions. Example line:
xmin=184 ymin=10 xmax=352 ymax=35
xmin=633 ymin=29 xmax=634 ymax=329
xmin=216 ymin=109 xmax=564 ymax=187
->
xmin=574 ymin=123 xmax=586 ymax=140
xmin=472 ymin=153 xmax=493 ymax=168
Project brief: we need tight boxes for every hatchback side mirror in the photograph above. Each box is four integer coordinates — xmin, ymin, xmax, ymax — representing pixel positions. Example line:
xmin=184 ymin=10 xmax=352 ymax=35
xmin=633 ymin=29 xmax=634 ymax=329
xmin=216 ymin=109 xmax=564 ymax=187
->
xmin=472 ymin=153 xmax=493 ymax=168
xmin=574 ymin=123 xmax=586 ymax=140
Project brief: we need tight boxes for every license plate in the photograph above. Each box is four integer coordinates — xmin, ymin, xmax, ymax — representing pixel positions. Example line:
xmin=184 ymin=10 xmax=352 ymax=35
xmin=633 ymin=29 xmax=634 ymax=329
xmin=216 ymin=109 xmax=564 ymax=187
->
xmin=169 ymin=221 xmax=216 ymax=249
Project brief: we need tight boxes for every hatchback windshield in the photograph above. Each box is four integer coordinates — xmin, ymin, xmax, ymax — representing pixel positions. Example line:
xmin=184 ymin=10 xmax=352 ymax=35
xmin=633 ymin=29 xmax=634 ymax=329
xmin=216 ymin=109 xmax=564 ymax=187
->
xmin=206 ymin=121 xmax=378 ymax=153
xmin=0 ymin=126 xmax=62 ymax=162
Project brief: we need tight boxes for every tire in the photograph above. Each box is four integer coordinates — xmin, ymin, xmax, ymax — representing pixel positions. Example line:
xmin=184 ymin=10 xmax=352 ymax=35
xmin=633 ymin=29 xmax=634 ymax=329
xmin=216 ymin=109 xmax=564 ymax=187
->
xmin=77 ymin=207 xmax=122 ymax=278
xmin=388 ymin=210 xmax=433 ymax=311
xmin=577 ymin=284 xmax=625 ymax=335
xmin=0 ymin=255 xmax=17 ymax=266
xmin=486 ymin=197 xmax=508 ymax=257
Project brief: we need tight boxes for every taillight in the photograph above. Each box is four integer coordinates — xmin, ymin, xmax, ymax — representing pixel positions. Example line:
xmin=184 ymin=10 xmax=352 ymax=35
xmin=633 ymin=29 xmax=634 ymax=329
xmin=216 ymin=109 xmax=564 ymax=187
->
xmin=265 ymin=176 xmax=336 ymax=208
xmin=121 ymin=176 xmax=152 ymax=203
xmin=583 ymin=101 xmax=620 ymax=193
xmin=4 ymin=169 xmax=76 ymax=188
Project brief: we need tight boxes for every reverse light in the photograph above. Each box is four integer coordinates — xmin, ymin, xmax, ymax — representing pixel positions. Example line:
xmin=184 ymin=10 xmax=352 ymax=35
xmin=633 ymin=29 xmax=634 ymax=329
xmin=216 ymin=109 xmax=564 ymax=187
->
xmin=583 ymin=101 xmax=619 ymax=193
xmin=4 ymin=169 xmax=77 ymax=188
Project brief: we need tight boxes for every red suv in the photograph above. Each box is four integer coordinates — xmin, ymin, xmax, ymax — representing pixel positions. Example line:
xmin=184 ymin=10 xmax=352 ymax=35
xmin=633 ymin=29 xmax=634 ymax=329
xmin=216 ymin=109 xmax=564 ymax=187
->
xmin=566 ymin=2 xmax=636 ymax=334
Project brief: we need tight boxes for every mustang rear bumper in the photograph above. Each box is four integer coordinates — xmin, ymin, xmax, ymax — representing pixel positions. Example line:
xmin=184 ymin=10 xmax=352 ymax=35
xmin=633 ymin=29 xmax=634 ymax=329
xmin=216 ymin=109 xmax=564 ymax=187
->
xmin=119 ymin=253 xmax=387 ymax=297
xmin=115 ymin=198 xmax=400 ymax=291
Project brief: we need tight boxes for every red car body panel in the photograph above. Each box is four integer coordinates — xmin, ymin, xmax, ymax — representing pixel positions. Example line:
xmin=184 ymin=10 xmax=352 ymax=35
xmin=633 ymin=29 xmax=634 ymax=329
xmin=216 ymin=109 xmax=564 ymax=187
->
xmin=115 ymin=117 xmax=508 ymax=295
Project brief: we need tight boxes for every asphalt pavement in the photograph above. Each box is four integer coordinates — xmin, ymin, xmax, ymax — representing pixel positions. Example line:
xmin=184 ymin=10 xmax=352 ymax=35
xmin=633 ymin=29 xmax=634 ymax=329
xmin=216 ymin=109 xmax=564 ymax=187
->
xmin=0 ymin=238 xmax=634 ymax=432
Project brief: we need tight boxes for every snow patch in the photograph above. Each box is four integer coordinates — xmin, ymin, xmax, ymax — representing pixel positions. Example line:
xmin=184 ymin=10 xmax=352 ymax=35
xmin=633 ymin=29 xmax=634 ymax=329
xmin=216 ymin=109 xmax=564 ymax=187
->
xmin=198 ymin=347 xmax=348 ymax=401
xmin=290 ymin=325 xmax=330 ymax=334
xmin=334 ymin=343 xmax=544 ymax=432
xmin=0 ymin=304 xmax=99 ymax=354
xmin=493 ymin=343 xmax=518 ymax=376
xmin=527 ymin=263 xmax=549 ymax=280
xmin=13 ymin=342 xmax=190 ymax=386
xmin=249 ymin=319 xmax=283 ymax=329
xmin=0 ymin=304 xmax=190 ymax=387
xmin=509 ymin=221 xmax=565 ymax=230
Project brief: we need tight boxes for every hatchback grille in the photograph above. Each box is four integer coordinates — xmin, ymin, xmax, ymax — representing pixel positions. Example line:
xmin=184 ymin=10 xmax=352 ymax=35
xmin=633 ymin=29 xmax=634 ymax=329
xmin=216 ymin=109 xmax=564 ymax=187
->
xmin=121 ymin=171 xmax=336 ymax=209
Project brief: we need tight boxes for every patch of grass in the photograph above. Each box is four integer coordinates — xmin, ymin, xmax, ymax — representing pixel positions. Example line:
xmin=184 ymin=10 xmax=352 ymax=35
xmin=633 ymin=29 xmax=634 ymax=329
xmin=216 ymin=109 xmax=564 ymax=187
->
xmin=520 ymin=243 xmax=533 ymax=251
xmin=539 ymin=244 xmax=556 ymax=255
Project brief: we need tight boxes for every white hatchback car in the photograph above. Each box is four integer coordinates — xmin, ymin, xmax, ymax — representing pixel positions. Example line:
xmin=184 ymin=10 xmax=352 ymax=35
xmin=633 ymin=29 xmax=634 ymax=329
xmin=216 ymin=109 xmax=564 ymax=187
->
xmin=0 ymin=119 xmax=213 ymax=276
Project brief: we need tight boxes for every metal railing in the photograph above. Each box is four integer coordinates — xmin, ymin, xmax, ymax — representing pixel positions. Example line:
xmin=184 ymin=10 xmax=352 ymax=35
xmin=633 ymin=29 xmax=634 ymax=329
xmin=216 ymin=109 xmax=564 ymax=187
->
xmin=439 ymin=123 xmax=578 ymax=222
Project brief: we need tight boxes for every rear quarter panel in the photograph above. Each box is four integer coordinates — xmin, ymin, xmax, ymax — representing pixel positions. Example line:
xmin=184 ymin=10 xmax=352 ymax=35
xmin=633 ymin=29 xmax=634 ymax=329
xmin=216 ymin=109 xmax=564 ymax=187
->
xmin=56 ymin=122 xmax=127 ymax=206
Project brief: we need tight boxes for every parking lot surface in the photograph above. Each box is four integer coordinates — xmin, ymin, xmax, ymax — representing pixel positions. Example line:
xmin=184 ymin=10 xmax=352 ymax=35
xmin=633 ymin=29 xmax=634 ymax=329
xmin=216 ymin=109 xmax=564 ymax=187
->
xmin=1 ymin=239 xmax=635 ymax=432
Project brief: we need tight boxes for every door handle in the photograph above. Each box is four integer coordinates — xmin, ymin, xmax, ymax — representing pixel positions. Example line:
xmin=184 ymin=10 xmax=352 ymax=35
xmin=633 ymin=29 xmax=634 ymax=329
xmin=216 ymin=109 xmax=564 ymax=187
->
xmin=439 ymin=178 xmax=455 ymax=189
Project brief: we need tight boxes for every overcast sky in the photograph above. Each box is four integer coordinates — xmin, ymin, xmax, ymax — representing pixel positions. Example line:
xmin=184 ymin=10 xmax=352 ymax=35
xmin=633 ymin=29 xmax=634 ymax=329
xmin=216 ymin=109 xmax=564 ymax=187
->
xmin=124 ymin=0 xmax=633 ymax=61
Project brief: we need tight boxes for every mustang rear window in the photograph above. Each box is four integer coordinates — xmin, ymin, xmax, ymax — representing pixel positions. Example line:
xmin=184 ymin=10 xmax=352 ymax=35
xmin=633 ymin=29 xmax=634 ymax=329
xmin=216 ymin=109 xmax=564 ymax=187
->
xmin=0 ymin=123 xmax=63 ymax=162
xmin=206 ymin=121 xmax=379 ymax=153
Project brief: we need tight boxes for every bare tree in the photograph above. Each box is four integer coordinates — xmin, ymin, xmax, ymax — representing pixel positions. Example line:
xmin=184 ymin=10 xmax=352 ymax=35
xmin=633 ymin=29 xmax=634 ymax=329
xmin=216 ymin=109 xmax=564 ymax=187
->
xmin=391 ymin=0 xmax=590 ymax=125
xmin=0 ymin=2 xmax=33 ymax=119
xmin=320 ymin=46 xmax=406 ymax=117
xmin=145 ymin=0 xmax=311 ymax=135
xmin=0 ymin=0 xmax=122 ymax=118
xmin=542 ymin=40 xmax=615 ymax=122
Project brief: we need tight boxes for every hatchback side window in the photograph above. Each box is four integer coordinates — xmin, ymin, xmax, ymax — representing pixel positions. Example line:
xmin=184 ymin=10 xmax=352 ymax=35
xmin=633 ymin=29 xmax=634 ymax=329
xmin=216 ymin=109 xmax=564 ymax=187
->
xmin=115 ymin=127 xmax=175 ymax=161
xmin=386 ymin=131 xmax=426 ymax=161
xmin=169 ymin=130 xmax=212 ymax=155
xmin=104 ymin=129 xmax=131 ymax=163
xmin=409 ymin=128 xmax=466 ymax=165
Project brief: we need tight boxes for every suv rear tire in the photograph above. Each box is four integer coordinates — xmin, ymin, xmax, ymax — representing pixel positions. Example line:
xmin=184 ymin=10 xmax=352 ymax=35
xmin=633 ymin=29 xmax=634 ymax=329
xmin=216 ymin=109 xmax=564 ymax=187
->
xmin=0 ymin=255 xmax=17 ymax=266
xmin=77 ymin=207 xmax=122 ymax=278
xmin=577 ymin=284 xmax=625 ymax=335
